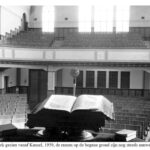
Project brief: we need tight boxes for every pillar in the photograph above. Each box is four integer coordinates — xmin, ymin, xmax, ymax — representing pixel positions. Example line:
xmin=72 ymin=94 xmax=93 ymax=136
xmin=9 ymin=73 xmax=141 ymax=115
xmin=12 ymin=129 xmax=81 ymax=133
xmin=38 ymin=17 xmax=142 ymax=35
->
xmin=94 ymin=70 xmax=97 ymax=88
xmin=0 ymin=72 xmax=4 ymax=94
xmin=83 ymin=70 xmax=86 ymax=88
xmin=16 ymin=68 xmax=21 ymax=93
xmin=106 ymin=71 xmax=109 ymax=88
xmin=47 ymin=71 xmax=56 ymax=96
xmin=118 ymin=71 xmax=121 ymax=89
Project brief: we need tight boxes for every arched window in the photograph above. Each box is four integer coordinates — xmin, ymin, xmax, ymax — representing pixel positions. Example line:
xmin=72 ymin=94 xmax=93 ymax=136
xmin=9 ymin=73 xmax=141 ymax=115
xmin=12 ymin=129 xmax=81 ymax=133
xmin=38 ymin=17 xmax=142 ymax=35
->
xmin=42 ymin=6 xmax=54 ymax=32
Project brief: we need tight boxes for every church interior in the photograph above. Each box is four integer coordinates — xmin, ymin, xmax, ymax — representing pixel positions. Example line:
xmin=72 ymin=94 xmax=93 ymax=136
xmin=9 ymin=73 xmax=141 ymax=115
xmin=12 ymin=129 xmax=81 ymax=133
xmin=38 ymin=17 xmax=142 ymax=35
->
xmin=0 ymin=4 xmax=150 ymax=142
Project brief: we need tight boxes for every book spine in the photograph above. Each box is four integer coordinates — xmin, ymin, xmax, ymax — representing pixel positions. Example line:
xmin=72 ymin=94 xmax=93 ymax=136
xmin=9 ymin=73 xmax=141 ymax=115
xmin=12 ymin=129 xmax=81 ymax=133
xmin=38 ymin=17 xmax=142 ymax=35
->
xmin=115 ymin=134 xmax=136 ymax=141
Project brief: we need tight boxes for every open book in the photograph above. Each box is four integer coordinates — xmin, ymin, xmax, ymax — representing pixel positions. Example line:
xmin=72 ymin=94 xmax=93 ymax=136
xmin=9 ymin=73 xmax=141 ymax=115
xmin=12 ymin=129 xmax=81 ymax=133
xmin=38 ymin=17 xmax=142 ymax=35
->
xmin=32 ymin=94 xmax=114 ymax=119
xmin=26 ymin=94 xmax=114 ymax=129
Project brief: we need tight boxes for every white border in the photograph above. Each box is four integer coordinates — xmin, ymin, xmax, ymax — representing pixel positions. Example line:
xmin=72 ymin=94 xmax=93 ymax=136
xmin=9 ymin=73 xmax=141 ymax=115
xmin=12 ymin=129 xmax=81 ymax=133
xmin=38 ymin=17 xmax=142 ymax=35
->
xmin=0 ymin=0 xmax=150 ymax=6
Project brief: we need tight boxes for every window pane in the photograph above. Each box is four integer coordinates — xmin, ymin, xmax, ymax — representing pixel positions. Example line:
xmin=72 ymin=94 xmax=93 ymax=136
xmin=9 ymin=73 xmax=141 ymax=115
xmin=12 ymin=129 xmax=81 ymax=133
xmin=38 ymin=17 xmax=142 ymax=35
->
xmin=116 ymin=6 xmax=130 ymax=32
xmin=42 ymin=6 xmax=54 ymax=32
xmin=97 ymin=71 xmax=106 ymax=88
xmin=79 ymin=6 xmax=92 ymax=32
xmin=76 ymin=71 xmax=83 ymax=87
xmin=86 ymin=71 xmax=94 ymax=87
xmin=121 ymin=72 xmax=130 ymax=89
xmin=109 ymin=71 xmax=118 ymax=88
xmin=94 ymin=6 xmax=113 ymax=32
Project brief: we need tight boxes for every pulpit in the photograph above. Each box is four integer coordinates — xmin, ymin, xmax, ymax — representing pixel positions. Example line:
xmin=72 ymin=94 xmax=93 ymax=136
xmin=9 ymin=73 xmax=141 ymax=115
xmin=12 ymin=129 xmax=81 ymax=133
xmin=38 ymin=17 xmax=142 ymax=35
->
xmin=26 ymin=94 xmax=115 ymax=140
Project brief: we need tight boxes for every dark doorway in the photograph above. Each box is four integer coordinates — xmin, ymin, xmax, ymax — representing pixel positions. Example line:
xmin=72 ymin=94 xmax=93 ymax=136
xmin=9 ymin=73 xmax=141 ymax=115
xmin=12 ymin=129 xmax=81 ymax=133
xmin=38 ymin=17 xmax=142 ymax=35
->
xmin=109 ymin=71 xmax=118 ymax=89
xmin=28 ymin=69 xmax=48 ymax=106
xmin=121 ymin=72 xmax=130 ymax=89
xmin=4 ymin=76 xmax=9 ymax=93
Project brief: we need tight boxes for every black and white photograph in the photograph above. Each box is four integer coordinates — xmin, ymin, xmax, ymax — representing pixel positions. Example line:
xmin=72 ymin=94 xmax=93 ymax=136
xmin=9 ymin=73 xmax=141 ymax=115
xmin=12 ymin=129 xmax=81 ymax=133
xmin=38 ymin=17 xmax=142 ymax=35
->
xmin=0 ymin=0 xmax=150 ymax=148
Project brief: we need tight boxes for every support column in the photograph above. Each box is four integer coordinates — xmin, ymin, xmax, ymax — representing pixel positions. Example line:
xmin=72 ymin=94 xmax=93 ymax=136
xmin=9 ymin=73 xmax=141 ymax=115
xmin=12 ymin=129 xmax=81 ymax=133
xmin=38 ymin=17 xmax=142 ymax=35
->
xmin=94 ymin=71 xmax=97 ymax=88
xmin=47 ymin=71 xmax=56 ymax=96
xmin=16 ymin=68 xmax=21 ymax=93
xmin=113 ymin=5 xmax=116 ymax=32
xmin=83 ymin=70 xmax=86 ymax=88
xmin=118 ymin=71 xmax=121 ymax=89
xmin=91 ymin=5 xmax=94 ymax=32
xmin=106 ymin=71 xmax=109 ymax=88
xmin=0 ymin=72 xmax=4 ymax=94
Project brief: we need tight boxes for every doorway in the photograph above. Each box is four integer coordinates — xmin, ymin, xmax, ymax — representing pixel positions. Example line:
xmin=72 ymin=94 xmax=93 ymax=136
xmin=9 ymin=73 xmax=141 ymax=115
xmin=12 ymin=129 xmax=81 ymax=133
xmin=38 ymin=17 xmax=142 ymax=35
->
xmin=28 ymin=69 xmax=48 ymax=106
xmin=4 ymin=76 xmax=9 ymax=93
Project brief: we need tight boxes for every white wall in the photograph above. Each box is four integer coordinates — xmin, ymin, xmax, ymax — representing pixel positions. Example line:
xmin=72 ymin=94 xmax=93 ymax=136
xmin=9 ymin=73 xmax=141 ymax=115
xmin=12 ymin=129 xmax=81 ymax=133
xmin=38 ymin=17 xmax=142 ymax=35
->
xmin=55 ymin=6 xmax=78 ymax=28
xmin=0 ymin=6 xmax=30 ymax=35
xmin=20 ymin=68 xmax=29 ymax=86
xmin=62 ymin=68 xmax=73 ymax=87
xmin=2 ymin=68 xmax=29 ymax=88
xmin=4 ymin=68 xmax=16 ymax=87
xmin=29 ymin=6 xmax=78 ymax=28
xmin=130 ymin=70 xmax=143 ymax=89
xmin=0 ymin=72 xmax=4 ymax=89
xmin=130 ymin=6 xmax=150 ymax=27
xmin=29 ymin=6 xmax=42 ymax=28
xmin=29 ymin=5 xmax=150 ymax=29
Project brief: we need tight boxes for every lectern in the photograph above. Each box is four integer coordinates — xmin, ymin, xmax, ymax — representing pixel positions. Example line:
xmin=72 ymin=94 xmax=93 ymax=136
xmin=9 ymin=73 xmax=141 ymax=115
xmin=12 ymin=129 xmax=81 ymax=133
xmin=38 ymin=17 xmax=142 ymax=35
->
xmin=26 ymin=94 xmax=114 ymax=141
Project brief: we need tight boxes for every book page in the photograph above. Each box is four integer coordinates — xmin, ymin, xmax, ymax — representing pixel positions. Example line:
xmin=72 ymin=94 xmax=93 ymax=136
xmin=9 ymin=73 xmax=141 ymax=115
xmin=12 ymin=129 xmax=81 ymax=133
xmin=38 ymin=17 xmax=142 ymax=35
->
xmin=44 ymin=95 xmax=76 ymax=112
xmin=71 ymin=95 xmax=114 ymax=119
xmin=71 ymin=95 xmax=103 ymax=112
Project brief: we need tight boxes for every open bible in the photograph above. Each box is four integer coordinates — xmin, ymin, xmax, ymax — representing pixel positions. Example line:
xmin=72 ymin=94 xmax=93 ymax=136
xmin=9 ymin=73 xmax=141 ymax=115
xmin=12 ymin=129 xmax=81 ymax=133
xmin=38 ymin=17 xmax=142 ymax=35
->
xmin=26 ymin=94 xmax=114 ymax=132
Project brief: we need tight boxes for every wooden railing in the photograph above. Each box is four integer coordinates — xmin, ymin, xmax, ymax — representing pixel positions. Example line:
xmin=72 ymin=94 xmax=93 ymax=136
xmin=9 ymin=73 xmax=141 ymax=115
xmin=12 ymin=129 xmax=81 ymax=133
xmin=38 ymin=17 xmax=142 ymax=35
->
xmin=55 ymin=87 xmax=150 ymax=97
